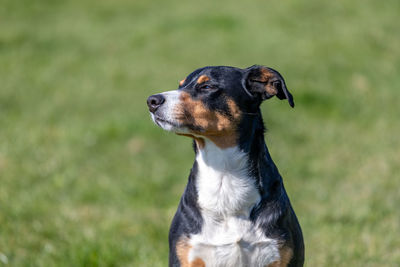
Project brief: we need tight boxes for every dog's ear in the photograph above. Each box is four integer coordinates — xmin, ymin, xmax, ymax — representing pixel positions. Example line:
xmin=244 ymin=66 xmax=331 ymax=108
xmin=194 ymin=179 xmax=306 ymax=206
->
xmin=244 ymin=65 xmax=294 ymax=107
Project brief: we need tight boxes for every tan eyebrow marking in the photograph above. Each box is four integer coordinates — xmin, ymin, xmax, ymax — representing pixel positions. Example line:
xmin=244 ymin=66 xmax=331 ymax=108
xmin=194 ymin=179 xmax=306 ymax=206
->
xmin=179 ymin=79 xmax=186 ymax=86
xmin=196 ymin=75 xmax=210 ymax=84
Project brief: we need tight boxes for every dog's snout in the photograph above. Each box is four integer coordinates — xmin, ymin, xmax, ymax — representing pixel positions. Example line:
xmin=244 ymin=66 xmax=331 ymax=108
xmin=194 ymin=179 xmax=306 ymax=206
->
xmin=147 ymin=94 xmax=165 ymax=113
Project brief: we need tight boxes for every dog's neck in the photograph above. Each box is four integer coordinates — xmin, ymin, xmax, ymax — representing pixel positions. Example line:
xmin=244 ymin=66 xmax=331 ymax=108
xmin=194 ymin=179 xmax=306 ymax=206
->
xmin=196 ymin=141 xmax=248 ymax=173
xmin=193 ymin=114 xmax=278 ymax=218
xmin=195 ymin=140 xmax=259 ymax=218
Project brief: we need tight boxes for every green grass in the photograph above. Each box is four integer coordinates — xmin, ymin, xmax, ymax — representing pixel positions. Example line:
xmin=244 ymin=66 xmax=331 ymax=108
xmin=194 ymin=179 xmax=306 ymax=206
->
xmin=0 ymin=0 xmax=399 ymax=266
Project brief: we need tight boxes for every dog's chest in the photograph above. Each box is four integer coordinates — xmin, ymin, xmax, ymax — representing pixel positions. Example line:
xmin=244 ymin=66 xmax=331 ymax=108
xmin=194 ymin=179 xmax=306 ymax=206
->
xmin=188 ymin=217 xmax=280 ymax=267
xmin=188 ymin=146 xmax=281 ymax=266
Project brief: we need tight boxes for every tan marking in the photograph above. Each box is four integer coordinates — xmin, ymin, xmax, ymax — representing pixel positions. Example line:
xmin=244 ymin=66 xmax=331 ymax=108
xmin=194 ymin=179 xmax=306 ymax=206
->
xmin=177 ymin=133 xmax=205 ymax=149
xmin=175 ymin=92 xmax=241 ymax=149
xmin=267 ymin=245 xmax=293 ymax=267
xmin=176 ymin=238 xmax=205 ymax=267
xmin=259 ymin=67 xmax=274 ymax=81
xmin=179 ymin=79 xmax=186 ymax=86
xmin=176 ymin=238 xmax=191 ymax=267
xmin=191 ymin=258 xmax=205 ymax=267
xmin=196 ymin=75 xmax=210 ymax=84
xmin=227 ymin=99 xmax=241 ymax=119
xmin=259 ymin=67 xmax=278 ymax=96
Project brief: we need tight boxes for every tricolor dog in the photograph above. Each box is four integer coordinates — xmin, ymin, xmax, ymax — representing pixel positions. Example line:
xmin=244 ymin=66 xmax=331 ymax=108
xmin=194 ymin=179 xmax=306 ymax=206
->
xmin=147 ymin=65 xmax=304 ymax=267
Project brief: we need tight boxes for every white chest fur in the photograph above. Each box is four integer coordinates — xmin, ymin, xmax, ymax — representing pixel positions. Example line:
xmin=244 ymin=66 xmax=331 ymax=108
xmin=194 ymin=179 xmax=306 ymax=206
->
xmin=189 ymin=142 xmax=280 ymax=267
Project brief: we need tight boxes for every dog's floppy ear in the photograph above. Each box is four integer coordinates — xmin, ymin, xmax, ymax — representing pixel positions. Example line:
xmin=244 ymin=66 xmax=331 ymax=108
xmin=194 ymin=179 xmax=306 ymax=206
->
xmin=245 ymin=65 xmax=294 ymax=107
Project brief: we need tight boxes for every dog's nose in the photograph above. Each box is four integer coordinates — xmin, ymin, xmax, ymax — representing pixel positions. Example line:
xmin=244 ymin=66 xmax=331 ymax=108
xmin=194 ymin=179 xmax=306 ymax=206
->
xmin=147 ymin=94 xmax=165 ymax=113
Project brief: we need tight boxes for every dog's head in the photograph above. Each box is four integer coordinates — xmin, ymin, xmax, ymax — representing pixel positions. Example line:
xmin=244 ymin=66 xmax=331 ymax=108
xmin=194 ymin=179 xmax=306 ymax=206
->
xmin=147 ymin=65 xmax=293 ymax=148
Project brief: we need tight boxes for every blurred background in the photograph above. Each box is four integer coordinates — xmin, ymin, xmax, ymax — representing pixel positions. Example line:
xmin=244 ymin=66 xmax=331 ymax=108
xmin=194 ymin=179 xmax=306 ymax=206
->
xmin=1 ymin=0 xmax=399 ymax=266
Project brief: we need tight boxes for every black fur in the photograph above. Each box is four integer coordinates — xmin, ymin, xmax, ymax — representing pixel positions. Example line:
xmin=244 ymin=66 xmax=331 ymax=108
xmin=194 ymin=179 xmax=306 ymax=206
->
xmin=169 ymin=162 xmax=203 ymax=266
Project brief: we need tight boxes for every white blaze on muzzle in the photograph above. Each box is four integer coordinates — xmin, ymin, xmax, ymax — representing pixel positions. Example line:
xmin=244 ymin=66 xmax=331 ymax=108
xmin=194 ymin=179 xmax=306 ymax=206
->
xmin=150 ymin=90 xmax=188 ymax=133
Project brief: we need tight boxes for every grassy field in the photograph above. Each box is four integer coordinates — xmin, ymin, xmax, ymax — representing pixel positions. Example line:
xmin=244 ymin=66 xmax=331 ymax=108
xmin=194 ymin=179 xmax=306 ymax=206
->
xmin=1 ymin=0 xmax=399 ymax=266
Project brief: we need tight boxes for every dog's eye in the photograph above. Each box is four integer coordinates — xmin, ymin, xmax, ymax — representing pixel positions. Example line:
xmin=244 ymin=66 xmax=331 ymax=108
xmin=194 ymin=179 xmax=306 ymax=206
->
xmin=199 ymin=84 xmax=215 ymax=91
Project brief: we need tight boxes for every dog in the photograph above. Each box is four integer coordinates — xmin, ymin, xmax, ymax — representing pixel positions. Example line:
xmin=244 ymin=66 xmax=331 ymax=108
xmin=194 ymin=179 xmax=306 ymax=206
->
xmin=147 ymin=65 xmax=304 ymax=267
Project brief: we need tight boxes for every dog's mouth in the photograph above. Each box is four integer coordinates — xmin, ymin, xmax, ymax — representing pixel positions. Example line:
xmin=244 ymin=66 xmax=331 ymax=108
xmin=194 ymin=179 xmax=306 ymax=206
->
xmin=151 ymin=113 xmax=184 ymax=132
xmin=154 ymin=115 xmax=174 ymax=127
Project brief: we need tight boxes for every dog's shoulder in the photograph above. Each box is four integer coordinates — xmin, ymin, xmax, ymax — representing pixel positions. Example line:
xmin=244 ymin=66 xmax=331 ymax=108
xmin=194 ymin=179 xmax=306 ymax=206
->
xmin=250 ymin=185 xmax=304 ymax=267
